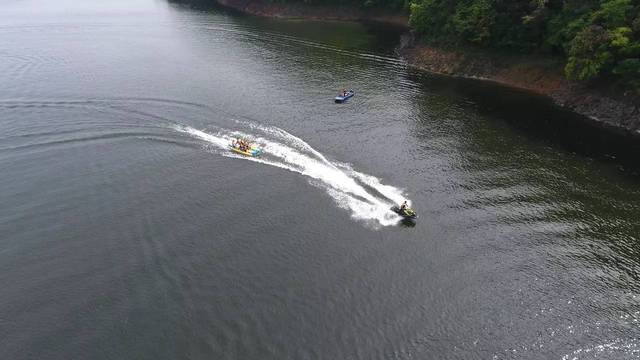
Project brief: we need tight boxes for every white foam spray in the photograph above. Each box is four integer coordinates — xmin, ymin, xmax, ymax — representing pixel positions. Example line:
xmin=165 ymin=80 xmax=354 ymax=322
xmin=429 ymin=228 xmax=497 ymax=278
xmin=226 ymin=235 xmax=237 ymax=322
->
xmin=175 ymin=124 xmax=408 ymax=227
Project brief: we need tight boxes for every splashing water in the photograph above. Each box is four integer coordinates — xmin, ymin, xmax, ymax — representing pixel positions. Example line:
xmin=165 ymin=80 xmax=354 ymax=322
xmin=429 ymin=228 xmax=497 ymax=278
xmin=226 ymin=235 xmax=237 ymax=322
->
xmin=174 ymin=124 xmax=409 ymax=227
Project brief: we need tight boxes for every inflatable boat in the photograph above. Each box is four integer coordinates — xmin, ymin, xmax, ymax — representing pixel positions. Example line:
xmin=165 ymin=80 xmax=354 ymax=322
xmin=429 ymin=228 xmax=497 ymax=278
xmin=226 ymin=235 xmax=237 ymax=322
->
xmin=335 ymin=90 xmax=355 ymax=103
xmin=230 ymin=141 xmax=263 ymax=157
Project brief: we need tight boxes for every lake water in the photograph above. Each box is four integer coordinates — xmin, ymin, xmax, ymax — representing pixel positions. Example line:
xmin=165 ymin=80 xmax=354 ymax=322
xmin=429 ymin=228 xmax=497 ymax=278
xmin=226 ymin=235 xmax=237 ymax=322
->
xmin=1 ymin=0 xmax=639 ymax=359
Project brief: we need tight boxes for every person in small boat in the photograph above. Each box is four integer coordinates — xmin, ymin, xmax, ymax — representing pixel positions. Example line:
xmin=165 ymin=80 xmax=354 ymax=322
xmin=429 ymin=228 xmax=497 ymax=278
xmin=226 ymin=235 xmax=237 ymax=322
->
xmin=400 ymin=201 xmax=408 ymax=211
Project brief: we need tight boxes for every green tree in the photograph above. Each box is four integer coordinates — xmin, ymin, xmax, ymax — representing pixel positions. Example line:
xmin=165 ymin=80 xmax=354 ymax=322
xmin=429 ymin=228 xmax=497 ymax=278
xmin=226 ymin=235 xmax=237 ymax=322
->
xmin=565 ymin=25 xmax=613 ymax=80
xmin=451 ymin=0 xmax=495 ymax=45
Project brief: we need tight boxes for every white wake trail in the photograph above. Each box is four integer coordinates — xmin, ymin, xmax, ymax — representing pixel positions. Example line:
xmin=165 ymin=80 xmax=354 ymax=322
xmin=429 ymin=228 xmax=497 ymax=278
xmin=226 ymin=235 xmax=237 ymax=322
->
xmin=241 ymin=121 xmax=334 ymax=166
xmin=175 ymin=124 xmax=407 ymax=227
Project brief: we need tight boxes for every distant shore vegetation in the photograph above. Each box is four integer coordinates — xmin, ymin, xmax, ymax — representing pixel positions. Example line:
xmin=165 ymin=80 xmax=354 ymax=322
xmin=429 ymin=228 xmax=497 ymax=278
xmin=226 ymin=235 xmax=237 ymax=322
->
xmin=278 ymin=0 xmax=640 ymax=92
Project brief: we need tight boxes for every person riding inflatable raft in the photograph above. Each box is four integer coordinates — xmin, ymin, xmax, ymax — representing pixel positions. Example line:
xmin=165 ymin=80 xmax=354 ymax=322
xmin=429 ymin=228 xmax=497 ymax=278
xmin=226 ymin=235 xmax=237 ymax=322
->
xmin=230 ymin=138 xmax=263 ymax=157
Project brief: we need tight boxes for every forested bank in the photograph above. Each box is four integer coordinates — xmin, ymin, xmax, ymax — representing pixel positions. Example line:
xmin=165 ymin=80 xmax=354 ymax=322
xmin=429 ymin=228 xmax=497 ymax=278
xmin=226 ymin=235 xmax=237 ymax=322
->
xmin=408 ymin=0 xmax=640 ymax=94
xmin=262 ymin=0 xmax=640 ymax=94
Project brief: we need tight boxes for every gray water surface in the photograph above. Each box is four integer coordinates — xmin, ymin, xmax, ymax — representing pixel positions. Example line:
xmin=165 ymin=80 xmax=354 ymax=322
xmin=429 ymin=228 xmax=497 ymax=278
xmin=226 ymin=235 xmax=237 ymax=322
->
xmin=1 ymin=1 xmax=640 ymax=359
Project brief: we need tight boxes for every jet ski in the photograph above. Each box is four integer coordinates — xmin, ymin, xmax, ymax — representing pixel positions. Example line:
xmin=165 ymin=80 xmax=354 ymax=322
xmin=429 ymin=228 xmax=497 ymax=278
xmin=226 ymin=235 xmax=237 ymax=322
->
xmin=335 ymin=89 xmax=355 ymax=103
xmin=391 ymin=205 xmax=417 ymax=224
xmin=230 ymin=140 xmax=263 ymax=157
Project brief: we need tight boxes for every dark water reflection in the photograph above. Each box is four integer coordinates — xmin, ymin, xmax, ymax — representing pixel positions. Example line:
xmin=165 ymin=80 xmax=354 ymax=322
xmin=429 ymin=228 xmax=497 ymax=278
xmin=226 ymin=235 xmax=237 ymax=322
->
xmin=408 ymin=70 xmax=640 ymax=176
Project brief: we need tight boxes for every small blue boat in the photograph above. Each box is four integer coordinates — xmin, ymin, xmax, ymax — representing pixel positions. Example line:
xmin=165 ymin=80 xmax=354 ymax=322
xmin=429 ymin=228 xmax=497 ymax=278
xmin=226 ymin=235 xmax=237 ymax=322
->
xmin=335 ymin=89 xmax=355 ymax=103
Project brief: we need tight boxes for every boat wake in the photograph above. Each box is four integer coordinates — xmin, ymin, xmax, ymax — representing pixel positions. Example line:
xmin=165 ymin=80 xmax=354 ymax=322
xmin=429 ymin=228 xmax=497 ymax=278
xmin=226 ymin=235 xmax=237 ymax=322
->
xmin=174 ymin=123 xmax=409 ymax=227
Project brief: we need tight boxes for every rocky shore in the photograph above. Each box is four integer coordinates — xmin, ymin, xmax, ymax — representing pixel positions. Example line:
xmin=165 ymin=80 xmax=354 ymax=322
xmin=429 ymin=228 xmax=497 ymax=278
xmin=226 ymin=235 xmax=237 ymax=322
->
xmin=214 ymin=0 xmax=408 ymax=26
xmin=397 ymin=32 xmax=640 ymax=137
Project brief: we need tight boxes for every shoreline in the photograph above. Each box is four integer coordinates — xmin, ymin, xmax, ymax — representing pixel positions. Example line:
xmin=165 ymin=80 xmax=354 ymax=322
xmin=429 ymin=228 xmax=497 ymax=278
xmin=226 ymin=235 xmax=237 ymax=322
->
xmin=214 ymin=0 xmax=409 ymax=27
xmin=396 ymin=34 xmax=640 ymax=139
xmin=211 ymin=0 xmax=639 ymax=138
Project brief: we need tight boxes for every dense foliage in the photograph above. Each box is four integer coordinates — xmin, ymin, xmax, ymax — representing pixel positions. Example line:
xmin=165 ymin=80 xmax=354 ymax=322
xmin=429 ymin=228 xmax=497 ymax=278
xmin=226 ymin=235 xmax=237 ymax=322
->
xmin=408 ymin=0 xmax=640 ymax=91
